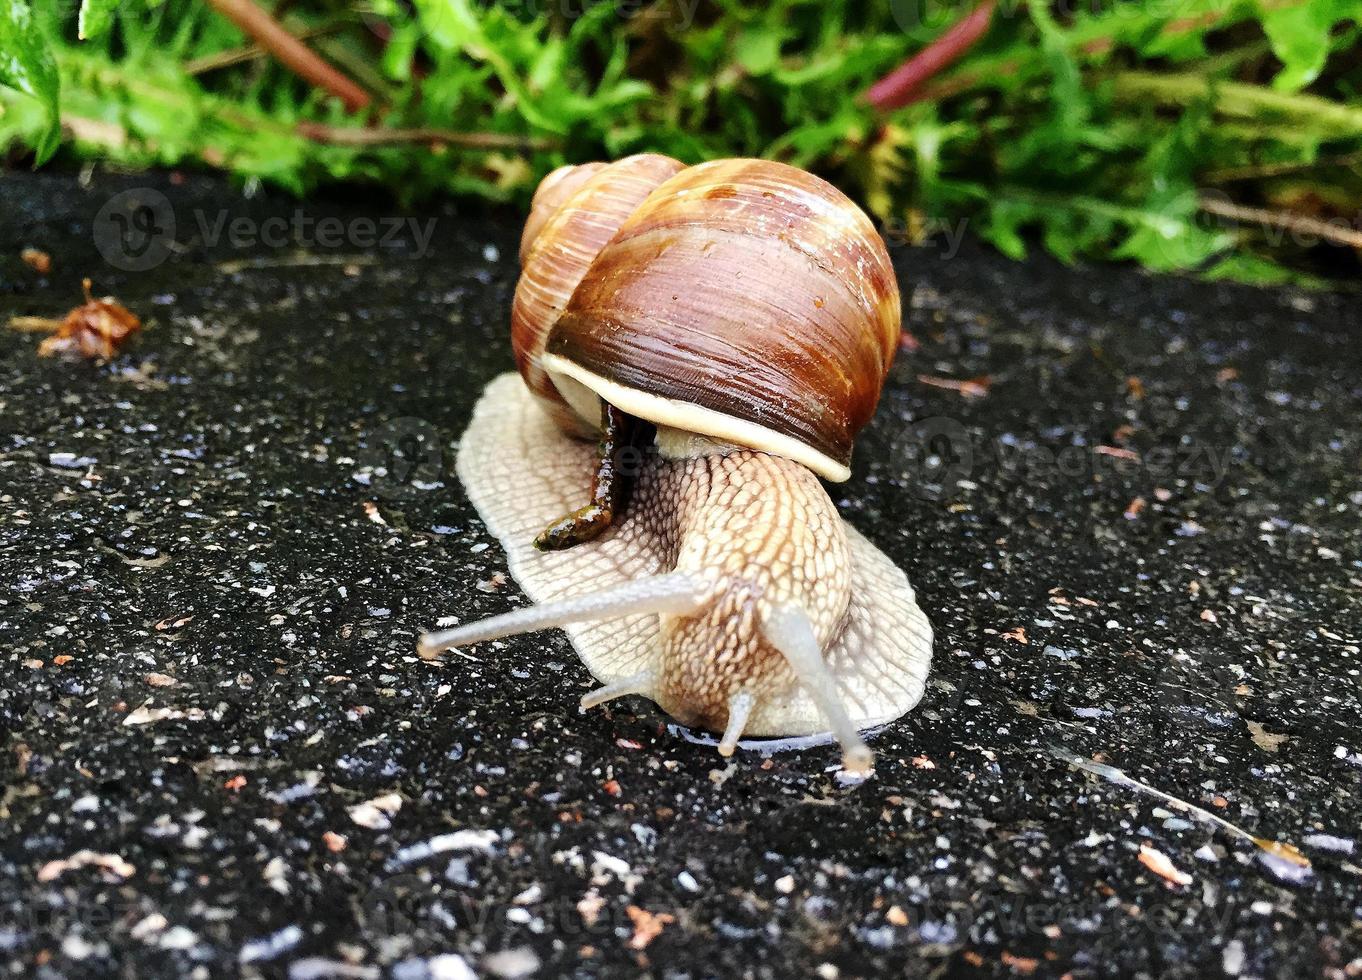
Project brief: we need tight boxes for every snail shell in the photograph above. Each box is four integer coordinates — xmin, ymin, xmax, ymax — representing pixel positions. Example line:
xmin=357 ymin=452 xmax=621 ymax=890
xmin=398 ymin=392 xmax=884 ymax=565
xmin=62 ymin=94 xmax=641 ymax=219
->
xmin=513 ymin=156 xmax=900 ymax=481
xmin=425 ymin=157 xmax=932 ymax=772
xmin=512 ymin=154 xmax=686 ymax=437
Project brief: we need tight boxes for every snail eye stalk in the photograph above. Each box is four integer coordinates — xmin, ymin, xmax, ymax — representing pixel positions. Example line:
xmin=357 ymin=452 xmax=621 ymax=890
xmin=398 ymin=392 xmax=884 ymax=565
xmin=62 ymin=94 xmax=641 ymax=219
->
xmin=417 ymin=572 xmax=707 ymax=659
xmin=761 ymin=604 xmax=874 ymax=774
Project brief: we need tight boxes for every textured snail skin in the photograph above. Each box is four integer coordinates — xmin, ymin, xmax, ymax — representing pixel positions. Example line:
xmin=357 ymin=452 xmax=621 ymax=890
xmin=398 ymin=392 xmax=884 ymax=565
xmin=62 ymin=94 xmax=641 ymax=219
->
xmin=648 ymin=448 xmax=852 ymax=732
xmin=441 ymin=375 xmax=934 ymax=752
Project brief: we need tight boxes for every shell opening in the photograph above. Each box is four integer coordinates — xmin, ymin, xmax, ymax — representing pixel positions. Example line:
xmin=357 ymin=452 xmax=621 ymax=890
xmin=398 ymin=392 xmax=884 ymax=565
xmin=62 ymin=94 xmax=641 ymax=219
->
xmin=541 ymin=353 xmax=853 ymax=482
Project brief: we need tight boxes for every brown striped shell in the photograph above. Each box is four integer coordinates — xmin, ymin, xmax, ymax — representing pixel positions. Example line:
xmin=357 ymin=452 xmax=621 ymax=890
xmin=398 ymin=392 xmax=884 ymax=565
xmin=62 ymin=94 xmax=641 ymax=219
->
xmin=512 ymin=157 xmax=900 ymax=481
xmin=512 ymin=154 xmax=686 ymax=436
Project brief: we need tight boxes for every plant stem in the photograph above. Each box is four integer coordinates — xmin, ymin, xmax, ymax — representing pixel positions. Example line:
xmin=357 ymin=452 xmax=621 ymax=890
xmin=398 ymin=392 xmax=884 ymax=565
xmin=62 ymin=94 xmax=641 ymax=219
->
xmin=1204 ymin=150 xmax=1362 ymax=182
xmin=863 ymin=1 xmax=996 ymax=110
xmin=1198 ymin=195 xmax=1362 ymax=249
xmin=1112 ymin=71 xmax=1362 ymax=136
xmin=52 ymin=58 xmax=548 ymax=173
xmin=294 ymin=122 xmax=554 ymax=151
xmin=996 ymin=186 xmax=1191 ymax=237
xmin=204 ymin=0 xmax=371 ymax=112
xmin=184 ymin=24 xmax=341 ymax=75
xmin=898 ymin=1 xmax=1298 ymax=109
xmin=58 ymin=54 xmax=306 ymax=142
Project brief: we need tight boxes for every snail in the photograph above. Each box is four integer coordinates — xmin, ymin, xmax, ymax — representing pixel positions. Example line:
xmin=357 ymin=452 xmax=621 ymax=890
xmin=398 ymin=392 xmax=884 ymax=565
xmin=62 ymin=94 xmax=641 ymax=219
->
xmin=418 ymin=155 xmax=933 ymax=773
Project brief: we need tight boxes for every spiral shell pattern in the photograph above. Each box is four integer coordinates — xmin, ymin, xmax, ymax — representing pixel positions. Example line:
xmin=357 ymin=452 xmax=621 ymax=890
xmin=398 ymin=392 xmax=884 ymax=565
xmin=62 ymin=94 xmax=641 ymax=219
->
xmin=512 ymin=154 xmax=685 ymax=434
xmin=513 ymin=157 xmax=900 ymax=480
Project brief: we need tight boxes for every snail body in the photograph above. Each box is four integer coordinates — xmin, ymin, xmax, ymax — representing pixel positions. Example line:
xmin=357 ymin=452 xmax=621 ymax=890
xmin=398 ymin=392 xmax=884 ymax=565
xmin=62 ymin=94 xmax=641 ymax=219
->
xmin=421 ymin=156 xmax=933 ymax=771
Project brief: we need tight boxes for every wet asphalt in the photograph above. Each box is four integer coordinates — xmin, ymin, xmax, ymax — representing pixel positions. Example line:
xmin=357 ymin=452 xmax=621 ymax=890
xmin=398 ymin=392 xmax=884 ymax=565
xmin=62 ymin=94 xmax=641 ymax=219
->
xmin=1 ymin=170 xmax=1359 ymax=979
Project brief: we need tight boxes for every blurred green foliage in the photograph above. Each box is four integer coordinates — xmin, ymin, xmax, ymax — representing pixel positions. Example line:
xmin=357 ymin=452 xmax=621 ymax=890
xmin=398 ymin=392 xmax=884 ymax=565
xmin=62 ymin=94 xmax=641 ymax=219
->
xmin=2 ymin=0 xmax=1361 ymax=282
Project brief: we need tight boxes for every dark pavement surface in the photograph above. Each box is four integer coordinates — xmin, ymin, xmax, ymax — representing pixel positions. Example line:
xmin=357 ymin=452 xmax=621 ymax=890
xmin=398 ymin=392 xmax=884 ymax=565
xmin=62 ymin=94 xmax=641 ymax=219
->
xmin=1 ymin=170 xmax=1359 ymax=979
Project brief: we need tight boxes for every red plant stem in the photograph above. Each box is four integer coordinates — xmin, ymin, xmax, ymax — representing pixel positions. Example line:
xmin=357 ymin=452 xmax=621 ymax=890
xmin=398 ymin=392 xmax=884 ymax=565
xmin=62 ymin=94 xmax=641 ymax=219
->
xmin=864 ymin=1 xmax=997 ymax=111
xmin=206 ymin=0 xmax=371 ymax=113
xmin=874 ymin=2 xmax=1289 ymax=110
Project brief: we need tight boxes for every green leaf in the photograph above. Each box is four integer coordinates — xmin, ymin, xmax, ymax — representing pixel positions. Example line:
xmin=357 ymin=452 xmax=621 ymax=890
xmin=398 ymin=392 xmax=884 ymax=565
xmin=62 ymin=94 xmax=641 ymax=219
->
xmin=410 ymin=0 xmax=558 ymax=131
xmin=1202 ymin=253 xmax=1305 ymax=285
xmin=980 ymin=200 xmax=1033 ymax=261
xmin=0 ymin=0 xmax=59 ymax=162
xmin=1259 ymin=0 xmax=1356 ymax=92
xmin=379 ymin=22 xmax=420 ymax=82
xmin=734 ymin=29 xmax=781 ymax=76
xmin=77 ymin=0 xmax=118 ymax=40
xmin=0 ymin=0 xmax=1353 ymax=284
